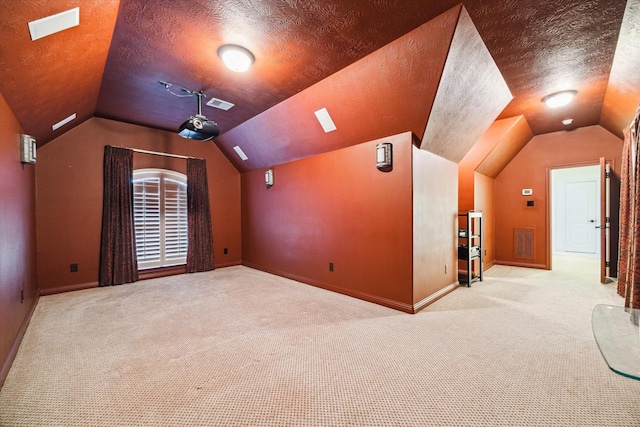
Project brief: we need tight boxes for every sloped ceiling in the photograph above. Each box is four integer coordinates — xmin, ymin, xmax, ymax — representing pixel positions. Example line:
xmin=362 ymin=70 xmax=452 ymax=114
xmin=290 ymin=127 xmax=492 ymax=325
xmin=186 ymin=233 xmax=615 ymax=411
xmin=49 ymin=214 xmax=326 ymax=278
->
xmin=0 ymin=1 xmax=119 ymax=144
xmin=600 ymin=0 xmax=640 ymax=138
xmin=216 ymin=5 xmax=461 ymax=171
xmin=0 ymin=1 xmax=636 ymax=172
xmin=475 ymin=116 xmax=534 ymax=179
xmin=420 ymin=7 xmax=512 ymax=163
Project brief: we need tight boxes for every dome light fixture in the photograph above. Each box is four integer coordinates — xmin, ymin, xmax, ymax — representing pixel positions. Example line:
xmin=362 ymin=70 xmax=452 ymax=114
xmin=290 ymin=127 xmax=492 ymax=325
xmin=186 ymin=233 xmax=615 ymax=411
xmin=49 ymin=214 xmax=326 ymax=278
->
xmin=217 ymin=44 xmax=255 ymax=72
xmin=542 ymin=90 xmax=577 ymax=108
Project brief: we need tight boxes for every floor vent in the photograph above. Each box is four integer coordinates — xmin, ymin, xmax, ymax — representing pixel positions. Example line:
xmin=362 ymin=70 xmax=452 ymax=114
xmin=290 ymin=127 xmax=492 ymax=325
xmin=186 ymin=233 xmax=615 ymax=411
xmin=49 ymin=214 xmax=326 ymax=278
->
xmin=514 ymin=228 xmax=534 ymax=259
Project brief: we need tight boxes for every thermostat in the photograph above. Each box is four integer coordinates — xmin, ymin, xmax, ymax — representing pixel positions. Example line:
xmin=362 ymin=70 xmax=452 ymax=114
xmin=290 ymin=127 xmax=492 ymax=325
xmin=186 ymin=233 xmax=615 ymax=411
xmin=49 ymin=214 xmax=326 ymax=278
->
xmin=522 ymin=189 xmax=533 ymax=196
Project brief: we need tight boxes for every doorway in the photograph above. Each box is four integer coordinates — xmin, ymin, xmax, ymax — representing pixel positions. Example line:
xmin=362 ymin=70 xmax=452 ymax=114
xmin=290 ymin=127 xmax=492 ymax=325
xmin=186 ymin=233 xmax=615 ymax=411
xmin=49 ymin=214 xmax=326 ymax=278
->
xmin=550 ymin=165 xmax=601 ymax=275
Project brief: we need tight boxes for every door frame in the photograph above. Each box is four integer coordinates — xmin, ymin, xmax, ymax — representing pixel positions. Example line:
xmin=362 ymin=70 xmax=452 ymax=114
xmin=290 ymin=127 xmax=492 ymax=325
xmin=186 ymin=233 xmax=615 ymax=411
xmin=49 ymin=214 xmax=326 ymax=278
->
xmin=545 ymin=159 xmax=615 ymax=275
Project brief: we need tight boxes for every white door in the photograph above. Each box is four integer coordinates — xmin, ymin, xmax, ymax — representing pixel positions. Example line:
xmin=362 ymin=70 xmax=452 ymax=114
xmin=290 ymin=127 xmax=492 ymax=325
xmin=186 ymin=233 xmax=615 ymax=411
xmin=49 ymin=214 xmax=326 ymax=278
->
xmin=565 ymin=180 xmax=598 ymax=253
xmin=551 ymin=165 xmax=601 ymax=256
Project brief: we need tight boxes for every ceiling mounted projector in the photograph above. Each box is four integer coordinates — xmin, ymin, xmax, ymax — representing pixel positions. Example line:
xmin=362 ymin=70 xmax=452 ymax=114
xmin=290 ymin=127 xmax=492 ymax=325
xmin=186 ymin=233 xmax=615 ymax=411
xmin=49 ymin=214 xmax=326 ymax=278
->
xmin=173 ymin=86 xmax=219 ymax=141
xmin=179 ymin=114 xmax=219 ymax=141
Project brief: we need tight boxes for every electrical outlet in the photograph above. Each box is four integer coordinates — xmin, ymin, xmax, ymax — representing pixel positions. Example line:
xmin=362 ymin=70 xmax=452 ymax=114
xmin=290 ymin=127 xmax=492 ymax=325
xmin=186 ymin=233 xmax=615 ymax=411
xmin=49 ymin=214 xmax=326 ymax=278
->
xmin=70 ymin=263 xmax=78 ymax=273
xmin=445 ymin=264 xmax=448 ymax=274
xmin=329 ymin=262 xmax=334 ymax=272
xmin=223 ymin=248 xmax=228 ymax=255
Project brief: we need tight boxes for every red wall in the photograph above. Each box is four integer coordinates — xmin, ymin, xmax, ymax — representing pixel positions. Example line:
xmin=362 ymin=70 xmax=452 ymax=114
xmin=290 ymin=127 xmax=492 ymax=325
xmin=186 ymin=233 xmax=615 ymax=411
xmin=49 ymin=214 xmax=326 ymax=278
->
xmin=413 ymin=147 xmax=458 ymax=306
xmin=36 ymin=118 xmax=242 ymax=294
xmin=0 ymin=91 xmax=38 ymax=387
xmin=494 ymin=125 xmax=622 ymax=268
xmin=242 ymin=133 xmax=415 ymax=311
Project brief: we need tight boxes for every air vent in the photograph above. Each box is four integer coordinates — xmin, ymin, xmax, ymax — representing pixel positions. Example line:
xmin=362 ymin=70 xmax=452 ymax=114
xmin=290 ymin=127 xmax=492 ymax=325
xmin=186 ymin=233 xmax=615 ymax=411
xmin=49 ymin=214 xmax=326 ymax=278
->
xmin=514 ymin=228 xmax=534 ymax=259
xmin=28 ymin=7 xmax=80 ymax=41
xmin=206 ymin=97 xmax=235 ymax=111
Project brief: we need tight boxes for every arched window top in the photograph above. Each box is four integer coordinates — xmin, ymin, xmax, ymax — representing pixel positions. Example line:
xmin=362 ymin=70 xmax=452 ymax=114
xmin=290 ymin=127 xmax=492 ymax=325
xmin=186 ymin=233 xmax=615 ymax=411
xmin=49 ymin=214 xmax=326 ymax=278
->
xmin=133 ymin=168 xmax=186 ymax=183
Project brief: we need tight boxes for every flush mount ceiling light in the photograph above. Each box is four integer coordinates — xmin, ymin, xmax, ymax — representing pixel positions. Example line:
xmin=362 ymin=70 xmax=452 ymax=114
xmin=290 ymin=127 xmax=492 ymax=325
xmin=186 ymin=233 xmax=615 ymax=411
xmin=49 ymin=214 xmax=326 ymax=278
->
xmin=542 ymin=90 xmax=577 ymax=108
xmin=217 ymin=44 xmax=255 ymax=72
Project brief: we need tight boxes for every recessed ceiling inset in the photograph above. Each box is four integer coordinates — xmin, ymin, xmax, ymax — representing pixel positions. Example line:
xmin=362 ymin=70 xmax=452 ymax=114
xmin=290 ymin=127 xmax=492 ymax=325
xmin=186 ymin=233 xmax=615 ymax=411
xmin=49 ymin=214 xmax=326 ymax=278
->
xmin=314 ymin=108 xmax=337 ymax=133
xmin=233 ymin=145 xmax=248 ymax=161
xmin=28 ymin=7 xmax=80 ymax=41
xmin=52 ymin=113 xmax=76 ymax=130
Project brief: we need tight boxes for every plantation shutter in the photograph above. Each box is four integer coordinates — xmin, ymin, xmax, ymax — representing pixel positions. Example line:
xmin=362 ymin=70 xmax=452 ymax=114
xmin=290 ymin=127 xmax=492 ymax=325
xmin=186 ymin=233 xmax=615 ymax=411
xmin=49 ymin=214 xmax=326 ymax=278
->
xmin=133 ymin=170 xmax=188 ymax=270
xmin=163 ymin=177 xmax=188 ymax=265
xmin=134 ymin=177 xmax=161 ymax=268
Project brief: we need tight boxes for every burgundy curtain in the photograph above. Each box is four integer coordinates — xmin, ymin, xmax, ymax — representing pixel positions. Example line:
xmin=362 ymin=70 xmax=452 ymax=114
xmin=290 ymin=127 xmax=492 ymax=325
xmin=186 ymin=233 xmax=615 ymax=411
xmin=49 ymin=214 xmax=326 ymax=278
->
xmin=617 ymin=106 xmax=640 ymax=309
xmin=99 ymin=146 xmax=139 ymax=286
xmin=186 ymin=158 xmax=215 ymax=273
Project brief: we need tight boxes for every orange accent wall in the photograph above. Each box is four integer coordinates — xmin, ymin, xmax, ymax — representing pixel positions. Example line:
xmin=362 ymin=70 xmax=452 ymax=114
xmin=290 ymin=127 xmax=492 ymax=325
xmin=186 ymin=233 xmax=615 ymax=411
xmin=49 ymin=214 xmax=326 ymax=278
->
xmin=36 ymin=118 xmax=242 ymax=294
xmin=0 ymin=91 xmax=38 ymax=386
xmin=413 ymin=147 xmax=458 ymax=306
xmin=494 ymin=125 xmax=622 ymax=269
xmin=458 ymin=117 xmax=529 ymax=275
xmin=474 ymin=173 xmax=495 ymax=268
xmin=242 ymin=133 xmax=415 ymax=311
xmin=241 ymin=132 xmax=460 ymax=313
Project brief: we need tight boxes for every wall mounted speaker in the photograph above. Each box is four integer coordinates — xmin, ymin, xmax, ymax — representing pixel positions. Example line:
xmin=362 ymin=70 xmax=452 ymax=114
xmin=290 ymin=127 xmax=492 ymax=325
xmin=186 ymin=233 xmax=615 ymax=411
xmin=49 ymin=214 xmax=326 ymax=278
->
xmin=376 ymin=143 xmax=392 ymax=172
xmin=265 ymin=169 xmax=274 ymax=188
xmin=20 ymin=134 xmax=36 ymax=164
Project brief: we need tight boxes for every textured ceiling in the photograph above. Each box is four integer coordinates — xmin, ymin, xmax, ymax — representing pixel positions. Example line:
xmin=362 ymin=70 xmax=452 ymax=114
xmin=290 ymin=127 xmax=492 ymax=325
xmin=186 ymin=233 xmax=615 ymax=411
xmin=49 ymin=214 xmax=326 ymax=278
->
xmin=0 ymin=0 xmax=638 ymax=171
xmin=419 ymin=7 xmax=512 ymax=163
xmin=600 ymin=0 xmax=640 ymax=138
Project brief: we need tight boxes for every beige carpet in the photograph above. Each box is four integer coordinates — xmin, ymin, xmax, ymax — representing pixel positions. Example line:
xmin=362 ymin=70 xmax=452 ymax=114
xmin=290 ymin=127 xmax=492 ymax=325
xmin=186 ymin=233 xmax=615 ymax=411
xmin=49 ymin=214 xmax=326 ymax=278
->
xmin=1 ymin=263 xmax=639 ymax=426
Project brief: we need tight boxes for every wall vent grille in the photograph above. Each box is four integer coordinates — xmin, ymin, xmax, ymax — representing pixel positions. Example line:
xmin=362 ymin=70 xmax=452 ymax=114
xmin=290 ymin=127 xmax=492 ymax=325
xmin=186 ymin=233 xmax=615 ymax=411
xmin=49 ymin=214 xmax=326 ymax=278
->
xmin=514 ymin=228 xmax=534 ymax=259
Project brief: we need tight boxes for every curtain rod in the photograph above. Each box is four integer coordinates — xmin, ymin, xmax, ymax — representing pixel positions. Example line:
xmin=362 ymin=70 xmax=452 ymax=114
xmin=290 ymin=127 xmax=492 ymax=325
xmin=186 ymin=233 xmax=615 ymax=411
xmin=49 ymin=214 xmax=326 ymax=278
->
xmin=108 ymin=145 xmax=203 ymax=160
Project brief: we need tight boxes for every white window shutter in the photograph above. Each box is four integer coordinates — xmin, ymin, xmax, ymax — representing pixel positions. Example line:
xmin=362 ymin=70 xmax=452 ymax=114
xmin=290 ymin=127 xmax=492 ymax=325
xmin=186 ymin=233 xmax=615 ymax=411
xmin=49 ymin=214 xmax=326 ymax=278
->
xmin=133 ymin=170 xmax=188 ymax=270
xmin=134 ymin=177 xmax=161 ymax=268
xmin=163 ymin=177 xmax=188 ymax=265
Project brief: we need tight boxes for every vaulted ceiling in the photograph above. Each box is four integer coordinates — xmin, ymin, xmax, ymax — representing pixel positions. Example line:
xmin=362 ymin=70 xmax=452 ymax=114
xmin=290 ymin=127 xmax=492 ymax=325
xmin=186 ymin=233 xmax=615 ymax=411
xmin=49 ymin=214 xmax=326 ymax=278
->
xmin=1 ymin=1 xmax=639 ymax=173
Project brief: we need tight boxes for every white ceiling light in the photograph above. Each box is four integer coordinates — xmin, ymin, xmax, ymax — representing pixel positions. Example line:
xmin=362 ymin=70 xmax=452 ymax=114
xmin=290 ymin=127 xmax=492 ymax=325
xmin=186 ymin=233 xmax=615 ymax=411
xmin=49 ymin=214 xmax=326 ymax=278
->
xmin=562 ymin=118 xmax=574 ymax=126
xmin=28 ymin=7 xmax=79 ymax=41
xmin=218 ymin=44 xmax=255 ymax=72
xmin=542 ymin=90 xmax=577 ymax=108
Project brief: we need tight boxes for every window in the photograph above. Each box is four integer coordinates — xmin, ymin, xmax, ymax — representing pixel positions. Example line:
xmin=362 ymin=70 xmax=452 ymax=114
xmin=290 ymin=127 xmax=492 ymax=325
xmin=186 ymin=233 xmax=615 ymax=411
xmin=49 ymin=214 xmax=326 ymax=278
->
xmin=133 ymin=169 xmax=188 ymax=269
